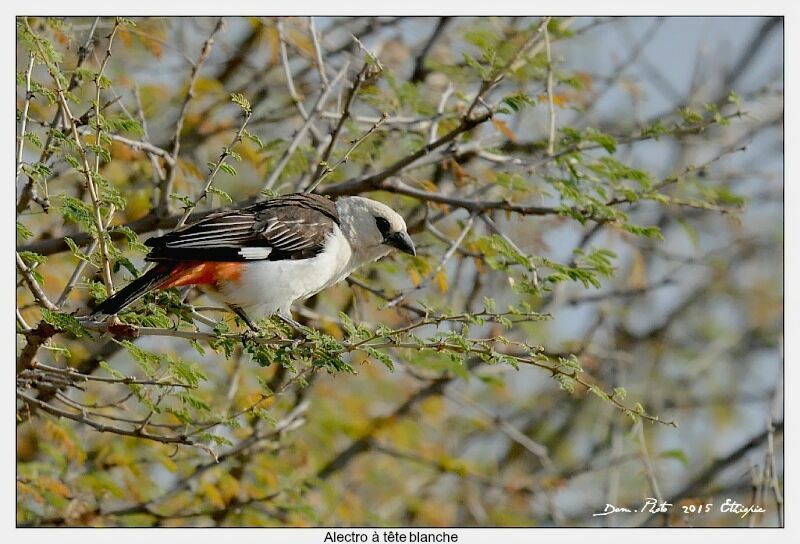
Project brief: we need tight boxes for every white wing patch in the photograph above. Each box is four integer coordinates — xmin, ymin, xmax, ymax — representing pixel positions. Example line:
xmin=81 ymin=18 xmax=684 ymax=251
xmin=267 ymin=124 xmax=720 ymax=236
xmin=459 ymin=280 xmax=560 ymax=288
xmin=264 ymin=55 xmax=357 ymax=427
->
xmin=238 ymin=247 xmax=273 ymax=260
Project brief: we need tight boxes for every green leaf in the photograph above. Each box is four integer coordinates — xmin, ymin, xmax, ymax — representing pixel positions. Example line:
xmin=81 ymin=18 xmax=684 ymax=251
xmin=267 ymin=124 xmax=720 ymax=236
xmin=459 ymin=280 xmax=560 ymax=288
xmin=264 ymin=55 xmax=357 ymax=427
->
xmin=243 ymin=129 xmax=264 ymax=150
xmin=660 ymin=448 xmax=690 ymax=467
xmin=502 ymin=92 xmax=536 ymax=112
xmin=230 ymin=92 xmax=251 ymax=113
xmin=105 ymin=114 xmax=144 ymax=136
xmin=109 ymin=226 xmax=148 ymax=253
xmin=24 ymin=132 xmax=43 ymax=148
xmin=113 ymin=256 xmax=140 ymax=278
xmin=179 ymin=391 xmax=210 ymax=411
xmin=16 ymin=222 xmax=33 ymax=240
xmin=167 ymin=357 xmax=207 ymax=387
xmin=87 ymin=143 xmax=111 ymax=164
xmin=218 ymin=163 xmax=237 ymax=177
xmin=584 ymin=128 xmax=617 ymax=154
xmin=207 ymin=185 xmax=232 ymax=204
xmin=19 ymin=251 xmax=47 ymax=269
xmin=60 ymin=196 xmax=95 ymax=230
xmin=99 ymin=361 xmax=126 ymax=380
xmin=121 ymin=340 xmax=161 ymax=376
xmin=622 ymin=223 xmax=663 ymax=240
xmin=169 ymin=193 xmax=193 ymax=209
xmin=474 ymin=235 xmax=533 ymax=271
xmin=64 ymin=237 xmax=93 ymax=264
xmin=40 ymin=309 xmax=89 ymax=338
xmin=362 ymin=346 xmax=394 ymax=371
xmin=679 ymin=107 xmax=704 ymax=125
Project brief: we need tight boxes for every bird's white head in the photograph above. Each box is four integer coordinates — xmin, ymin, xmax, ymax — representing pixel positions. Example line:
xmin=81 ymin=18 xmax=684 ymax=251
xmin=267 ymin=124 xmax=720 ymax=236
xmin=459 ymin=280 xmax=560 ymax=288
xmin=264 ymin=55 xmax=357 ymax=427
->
xmin=335 ymin=196 xmax=416 ymax=266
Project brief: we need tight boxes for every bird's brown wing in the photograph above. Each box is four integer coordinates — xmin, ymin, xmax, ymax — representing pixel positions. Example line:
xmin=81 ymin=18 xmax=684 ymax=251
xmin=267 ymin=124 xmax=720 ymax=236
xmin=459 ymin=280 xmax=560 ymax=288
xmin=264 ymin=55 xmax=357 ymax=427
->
xmin=145 ymin=193 xmax=340 ymax=262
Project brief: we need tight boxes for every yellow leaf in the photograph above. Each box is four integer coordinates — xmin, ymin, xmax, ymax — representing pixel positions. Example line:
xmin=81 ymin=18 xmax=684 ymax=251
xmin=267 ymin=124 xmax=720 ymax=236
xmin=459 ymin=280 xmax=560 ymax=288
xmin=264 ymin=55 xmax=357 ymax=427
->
xmin=286 ymin=26 xmax=315 ymax=58
xmin=575 ymin=71 xmax=594 ymax=91
xmin=39 ymin=477 xmax=71 ymax=498
xmin=262 ymin=25 xmax=281 ymax=66
xmin=201 ymin=481 xmax=226 ymax=509
xmin=123 ymin=190 xmax=151 ymax=221
xmin=155 ymin=452 xmax=178 ymax=473
xmin=17 ymin=481 xmax=44 ymax=504
xmin=217 ymin=474 xmax=241 ymax=503
xmin=52 ymin=28 xmax=69 ymax=46
xmin=118 ymin=28 xmax=133 ymax=48
xmin=44 ymin=420 xmax=83 ymax=461
xmin=450 ymin=159 xmax=472 ymax=186
xmin=537 ymin=93 xmax=570 ymax=107
xmin=492 ymin=118 xmax=517 ymax=142
xmin=139 ymin=33 xmax=163 ymax=59
xmin=238 ymin=140 xmax=261 ymax=166
xmin=435 ymin=270 xmax=448 ymax=293
xmin=417 ymin=179 xmax=439 ymax=192
xmin=408 ymin=267 xmax=421 ymax=287
xmin=193 ymin=77 xmax=225 ymax=97
xmin=178 ymin=158 xmax=203 ymax=181
xmin=627 ymin=250 xmax=647 ymax=289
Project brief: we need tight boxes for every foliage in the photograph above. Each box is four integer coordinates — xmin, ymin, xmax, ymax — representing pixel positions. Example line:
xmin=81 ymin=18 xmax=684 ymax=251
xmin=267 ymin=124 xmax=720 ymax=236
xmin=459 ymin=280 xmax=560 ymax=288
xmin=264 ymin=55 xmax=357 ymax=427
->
xmin=15 ymin=16 xmax=783 ymax=528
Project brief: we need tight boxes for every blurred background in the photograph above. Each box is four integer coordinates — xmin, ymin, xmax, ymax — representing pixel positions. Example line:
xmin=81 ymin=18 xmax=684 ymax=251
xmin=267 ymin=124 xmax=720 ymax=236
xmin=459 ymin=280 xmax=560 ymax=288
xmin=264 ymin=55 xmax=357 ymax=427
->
xmin=16 ymin=17 xmax=783 ymax=527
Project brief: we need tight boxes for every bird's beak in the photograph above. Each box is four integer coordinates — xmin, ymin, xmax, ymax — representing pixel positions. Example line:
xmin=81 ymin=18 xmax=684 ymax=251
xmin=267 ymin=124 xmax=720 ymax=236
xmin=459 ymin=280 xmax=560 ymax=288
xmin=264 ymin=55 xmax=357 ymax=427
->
xmin=385 ymin=231 xmax=416 ymax=256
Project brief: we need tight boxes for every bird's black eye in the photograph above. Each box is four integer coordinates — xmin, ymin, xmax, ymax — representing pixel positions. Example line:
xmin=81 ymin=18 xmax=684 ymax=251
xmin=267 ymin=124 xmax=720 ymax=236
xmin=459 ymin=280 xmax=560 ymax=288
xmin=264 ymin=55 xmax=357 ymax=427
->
xmin=374 ymin=216 xmax=391 ymax=237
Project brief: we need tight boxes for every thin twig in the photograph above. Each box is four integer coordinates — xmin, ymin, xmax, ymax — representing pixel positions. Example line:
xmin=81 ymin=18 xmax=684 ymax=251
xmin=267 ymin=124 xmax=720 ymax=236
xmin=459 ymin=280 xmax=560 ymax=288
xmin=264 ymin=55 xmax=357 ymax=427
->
xmin=308 ymin=17 xmax=329 ymax=88
xmin=635 ymin=420 xmax=665 ymax=513
xmin=306 ymin=112 xmax=388 ymax=193
xmin=78 ymin=128 xmax=175 ymax=164
xmin=544 ymin=24 xmax=556 ymax=156
xmin=157 ymin=18 xmax=224 ymax=217
xmin=56 ymin=241 xmax=97 ymax=309
xmin=91 ymin=20 xmax=121 ymax=293
xmin=276 ymin=19 xmax=324 ymax=142
xmin=465 ymin=17 xmax=552 ymax=119
xmin=16 ymin=16 xmax=100 ymax=214
xmin=17 ymin=309 xmax=32 ymax=332
xmin=175 ymin=107 xmax=253 ymax=228
xmin=24 ymin=19 xmax=118 ymax=294
xmin=58 ymin=83 xmax=115 ymax=293
xmin=262 ymin=65 xmax=347 ymax=192
xmin=26 ymin=361 xmax=194 ymax=388
xmin=17 ymin=390 xmax=198 ymax=446
xmin=446 ymin=389 xmax=556 ymax=471
xmin=133 ymin=84 xmax=168 ymax=210
xmin=386 ymin=213 xmax=476 ymax=308
xmin=429 ymin=83 xmax=454 ymax=144
xmin=16 ymin=53 xmax=36 ymax=180
xmin=411 ymin=17 xmax=451 ymax=83
xmin=322 ymin=109 xmax=494 ymax=197
xmin=309 ymin=62 xmax=372 ymax=185
xmin=16 ymin=252 xmax=56 ymax=311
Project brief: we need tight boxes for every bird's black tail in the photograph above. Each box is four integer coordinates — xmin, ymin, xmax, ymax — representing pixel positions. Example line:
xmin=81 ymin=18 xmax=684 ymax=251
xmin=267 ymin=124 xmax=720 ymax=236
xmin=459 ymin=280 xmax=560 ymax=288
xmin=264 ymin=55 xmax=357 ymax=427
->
xmin=92 ymin=263 xmax=174 ymax=316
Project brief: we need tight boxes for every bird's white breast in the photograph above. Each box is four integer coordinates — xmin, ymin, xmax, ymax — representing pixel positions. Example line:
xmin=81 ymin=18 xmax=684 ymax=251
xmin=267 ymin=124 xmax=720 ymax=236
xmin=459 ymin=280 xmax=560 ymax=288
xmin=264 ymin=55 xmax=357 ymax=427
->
xmin=211 ymin=227 xmax=353 ymax=317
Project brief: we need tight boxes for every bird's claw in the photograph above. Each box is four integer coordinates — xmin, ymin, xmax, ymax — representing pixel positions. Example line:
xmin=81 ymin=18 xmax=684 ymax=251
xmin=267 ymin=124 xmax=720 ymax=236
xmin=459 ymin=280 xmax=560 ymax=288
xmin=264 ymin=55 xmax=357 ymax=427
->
xmin=276 ymin=314 xmax=304 ymax=334
xmin=240 ymin=327 xmax=262 ymax=344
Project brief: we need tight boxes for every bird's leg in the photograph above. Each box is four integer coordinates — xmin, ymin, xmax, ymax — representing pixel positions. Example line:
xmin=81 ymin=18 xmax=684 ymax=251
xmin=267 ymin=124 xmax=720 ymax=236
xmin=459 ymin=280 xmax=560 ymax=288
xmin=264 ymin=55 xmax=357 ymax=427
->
xmin=276 ymin=312 xmax=304 ymax=333
xmin=276 ymin=310 xmax=306 ymax=349
xmin=229 ymin=304 xmax=261 ymax=334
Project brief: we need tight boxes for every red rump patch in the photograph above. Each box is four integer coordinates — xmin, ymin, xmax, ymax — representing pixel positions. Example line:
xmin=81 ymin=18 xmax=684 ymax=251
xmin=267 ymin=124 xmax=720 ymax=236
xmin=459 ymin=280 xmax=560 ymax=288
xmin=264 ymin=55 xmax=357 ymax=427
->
xmin=159 ymin=261 xmax=244 ymax=289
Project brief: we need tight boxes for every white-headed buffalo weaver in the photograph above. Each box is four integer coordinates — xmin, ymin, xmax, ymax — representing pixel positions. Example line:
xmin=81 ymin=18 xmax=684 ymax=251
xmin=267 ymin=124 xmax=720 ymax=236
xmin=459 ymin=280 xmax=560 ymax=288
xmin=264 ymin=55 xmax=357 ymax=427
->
xmin=91 ymin=193 xmax=415 ymax=330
